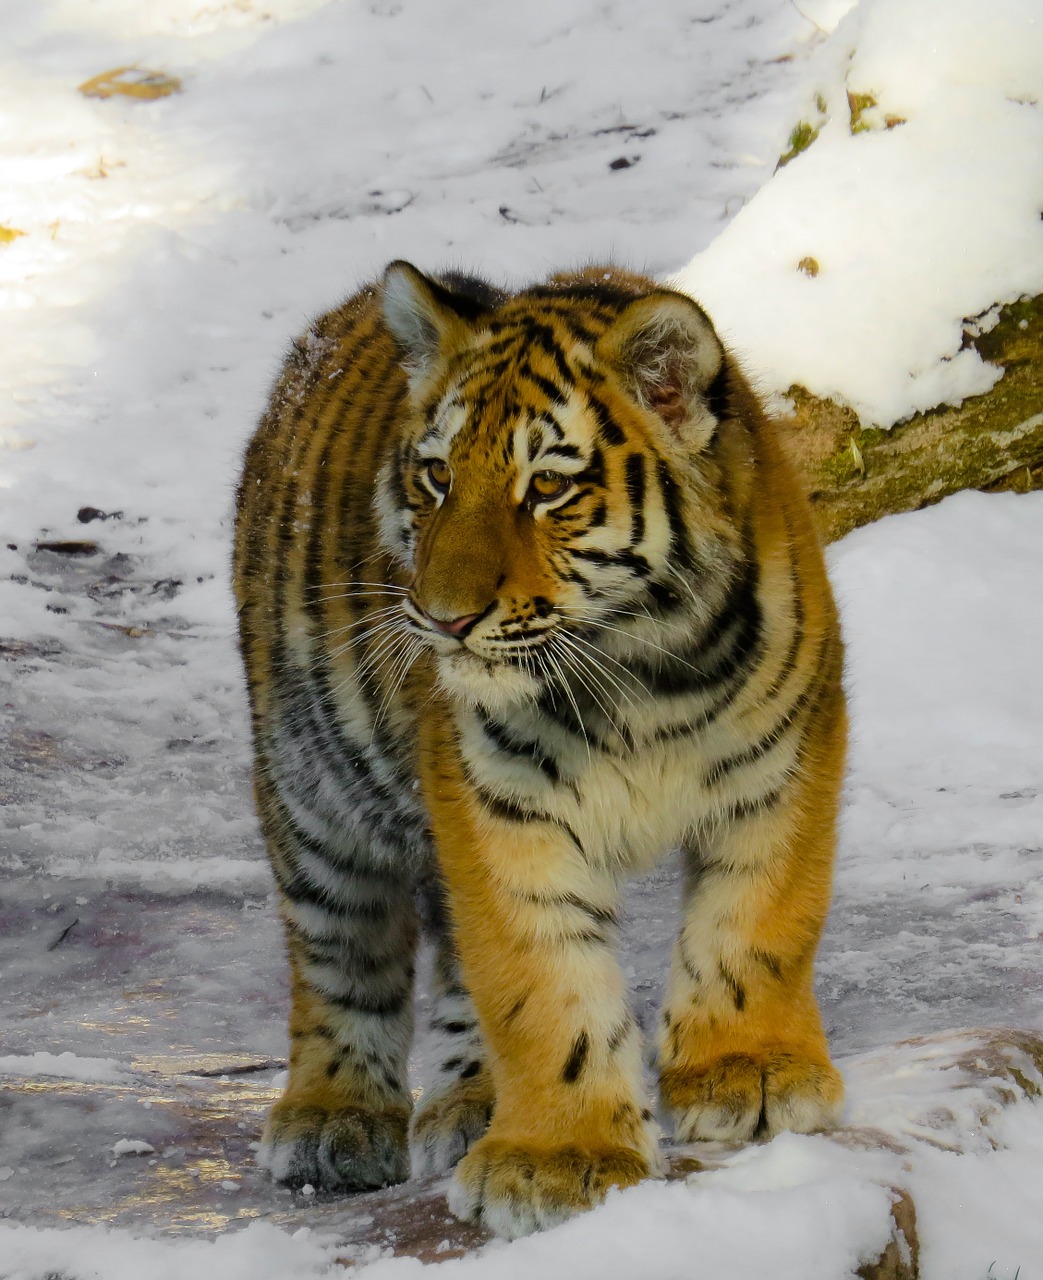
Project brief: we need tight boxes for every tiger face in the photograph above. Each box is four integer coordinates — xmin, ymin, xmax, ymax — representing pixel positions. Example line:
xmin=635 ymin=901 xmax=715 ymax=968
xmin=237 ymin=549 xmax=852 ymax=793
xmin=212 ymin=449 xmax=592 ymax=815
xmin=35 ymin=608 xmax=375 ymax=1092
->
xmin=375 ymin=262 xmax=735 ymax=711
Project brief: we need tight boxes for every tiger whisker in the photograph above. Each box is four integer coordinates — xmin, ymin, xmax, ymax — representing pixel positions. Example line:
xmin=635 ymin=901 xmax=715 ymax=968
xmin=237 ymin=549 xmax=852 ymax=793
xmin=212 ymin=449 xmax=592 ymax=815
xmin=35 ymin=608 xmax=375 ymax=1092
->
xmin=349 ymin=547 xmax=397 ymax=574
xmin=309 ymin=586 xmax=411 ymax=603
xmin=349 ymin=621 xmax=417 ymax=681
xmin=558 ymin=626 xmax=651 ymax=698
xmin=540 ymin=641 xmax=592 ymax=763
xmin=371 ymin=635 xmax=425 ymax=738
xmin=550 ymin=638 xmax=615 ymax=728
xmin=308 ymin=578 xmax=409 ymax=593
xmin=567 ymin=610 xmax=704 ymax=673
xmin=352 ymin=637 xmax=416 ymax=689
xmin=312 ymin=604 xmax=406 ymax=643
xmin=551 ymin=636 xmax=633 ymax=753
xmin=327 ymin=616 xmax=409 ymax=662
xmin=343 ymin=626 xmax=414 ymax=706
xmin=557 ymin=631 xmax=644 ymax=719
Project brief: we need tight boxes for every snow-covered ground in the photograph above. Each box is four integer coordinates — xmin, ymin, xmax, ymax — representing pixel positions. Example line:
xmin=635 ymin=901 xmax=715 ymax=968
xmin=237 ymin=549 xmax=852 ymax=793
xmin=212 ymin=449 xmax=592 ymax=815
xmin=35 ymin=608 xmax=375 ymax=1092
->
xmin=1 ymin=1 xmax=1041 ymax=1277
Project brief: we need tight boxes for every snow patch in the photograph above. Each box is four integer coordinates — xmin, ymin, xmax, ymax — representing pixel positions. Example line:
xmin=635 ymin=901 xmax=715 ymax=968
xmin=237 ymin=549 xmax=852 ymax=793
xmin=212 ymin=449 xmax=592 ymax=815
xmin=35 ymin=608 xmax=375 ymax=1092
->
xmin=675 ymin=0 xmax=1043 ymax=426
xmin=0 ymin=1052 xmax=131 ymax=1084
xmin=112 ymin=1138 xmax=157 ymax=1157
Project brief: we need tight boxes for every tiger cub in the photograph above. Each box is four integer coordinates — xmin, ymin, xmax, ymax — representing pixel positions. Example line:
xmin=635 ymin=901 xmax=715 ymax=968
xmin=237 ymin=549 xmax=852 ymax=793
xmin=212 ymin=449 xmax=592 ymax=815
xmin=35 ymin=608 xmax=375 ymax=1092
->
xmin=234 ymin=262 xmax=846 ymax=1239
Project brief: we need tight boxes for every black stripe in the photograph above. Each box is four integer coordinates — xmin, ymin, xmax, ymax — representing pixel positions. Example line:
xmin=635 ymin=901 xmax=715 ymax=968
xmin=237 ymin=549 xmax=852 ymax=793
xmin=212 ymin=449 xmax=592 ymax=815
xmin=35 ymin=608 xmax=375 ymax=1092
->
xmin=521 ymin=367 xmax=566 ymax=406
xmin=479 ymin=715 xmax=563 ymax=784
xmin=607 ymin=1018 xmax=632 ymax=1052
xmin=645 ymin=580 xmax=683 ymax=613
xmin=431 ymin=1018 xmax=476 ymax=1035
xmin=573 ymin=446 xmax=606 ymax=490
xmin=504 ymin=994 xmax=528 ymax=1024
xmin=522 ymin=320 xmax=575 ymax=387
xmin=587 ymin=392 xmax=626 ymax=445
xmin=562 ymin=1032 xmax=589 ymax=1083
xmin=290 ymin=929 xmax=403 ymax=978
xmin=326 ymin=986 xmax=410 ymax=1018
xmin=680 ymin=943 xmax=701 ymax=987
xmin=524 ymin=282 xmax=634 ymax=311
xmin=654 ymin=457 xmax=697 ymax=573
xmin=513 ymin=890 xmax=617 ymax=930
xmin=630 ymin=560 xmax=761 ymax=697
xmin=269 ymin=663 xmax=423 ymax=845
xmin=719 ymin=963 xmax=746 ymax=1012
xmin=484 ymin=333 xmax=522 ymax=356
xmin=649 ymin=672 xmax=753 ymax=744
xmin=545 ymin=489 xmax=586 ymax=520
xmin=543 ymin=442 xmax=582 ymax=461
xmin=569 ymin=546 xmax=651 ymax=577
xmin=550 ymin=313 xmax=602 ymax=345
xmin=625 ymin=452 xmax=646 ymax=544
xmin=721 ymin=787 xmax=782 ymax=822
xmin=751 ymin=949 xmax=784 ymax=981
xmin=759 ymin=539 xmax=806 ymax=704
xmin=702 ymin=673 xmax=818 ymax=787
xmin=703 ymin=363 xmax=731 ymax=420
xmin=269 ymin=821 xmax=398 ymax=917
xmin=474 ymin=785 xmax=585 ymax=855
xmin=429 ymin=271 xmax=502 ymax=321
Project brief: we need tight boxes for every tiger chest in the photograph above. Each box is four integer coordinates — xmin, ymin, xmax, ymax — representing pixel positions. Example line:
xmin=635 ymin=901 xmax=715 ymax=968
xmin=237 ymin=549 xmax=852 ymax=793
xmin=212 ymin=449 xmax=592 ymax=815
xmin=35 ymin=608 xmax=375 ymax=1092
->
xmin=455 ymin=707 xmax=742 ymax=871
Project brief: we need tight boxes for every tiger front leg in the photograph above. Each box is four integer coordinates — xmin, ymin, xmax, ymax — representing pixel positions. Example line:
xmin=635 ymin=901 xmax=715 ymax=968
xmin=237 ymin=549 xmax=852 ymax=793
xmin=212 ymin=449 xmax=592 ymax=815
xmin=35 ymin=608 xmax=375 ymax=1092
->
xmin=658 ymin=778 xmax=844 ymax=1144
xmin=259 ymin=830 xmax=418 ymax=1191
xmin=444 ymin=868 xmax=660 ymax=1239
xmin=422 ymin=729 xmax=660 ymax=1238
xmin=410 ymin=933 xmax=495 ymax=1176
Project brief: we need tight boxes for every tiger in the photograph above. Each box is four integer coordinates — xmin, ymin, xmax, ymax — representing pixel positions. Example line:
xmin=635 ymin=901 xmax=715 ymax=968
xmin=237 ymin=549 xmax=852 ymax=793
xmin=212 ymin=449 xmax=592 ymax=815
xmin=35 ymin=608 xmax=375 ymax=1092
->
xmin=233 ymin=260 xmax=847 ymax=1240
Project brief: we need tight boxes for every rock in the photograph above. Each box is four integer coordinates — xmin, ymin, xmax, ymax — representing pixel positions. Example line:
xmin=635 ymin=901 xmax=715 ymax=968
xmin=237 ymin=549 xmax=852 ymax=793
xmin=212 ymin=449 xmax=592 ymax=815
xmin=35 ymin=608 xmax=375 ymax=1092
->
xmin=858 ymin=1188 xmax=919 ymax=1280
xmin=33 ymin=540 xmax=100 ymax=556
xmin=78 ymin=67 xmax=181 ymax=101
xmin=778 ymin=295 xmax=1043 ymax=543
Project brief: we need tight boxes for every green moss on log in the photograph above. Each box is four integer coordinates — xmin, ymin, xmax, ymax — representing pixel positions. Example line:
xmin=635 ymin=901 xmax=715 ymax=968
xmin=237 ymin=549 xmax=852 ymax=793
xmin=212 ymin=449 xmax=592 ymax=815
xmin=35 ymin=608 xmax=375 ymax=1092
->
xmin=777 ymin=295 xmax=1043 ymax=542
xmin=778 ymin=120 xmax=821 ymax=168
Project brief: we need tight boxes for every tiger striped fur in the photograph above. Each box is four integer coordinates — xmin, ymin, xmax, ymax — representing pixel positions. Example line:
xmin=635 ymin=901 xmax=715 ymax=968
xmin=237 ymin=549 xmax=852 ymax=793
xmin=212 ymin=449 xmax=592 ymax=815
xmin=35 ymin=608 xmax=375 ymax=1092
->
xmin=233 ymin=261 xmax=847 ymax=1239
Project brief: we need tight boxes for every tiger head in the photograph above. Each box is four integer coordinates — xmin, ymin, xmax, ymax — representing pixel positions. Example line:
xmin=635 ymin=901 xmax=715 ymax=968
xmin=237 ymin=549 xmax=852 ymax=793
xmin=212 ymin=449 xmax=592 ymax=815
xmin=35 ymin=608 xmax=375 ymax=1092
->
xmin=375 ymin=261 xmax=741 ymax=712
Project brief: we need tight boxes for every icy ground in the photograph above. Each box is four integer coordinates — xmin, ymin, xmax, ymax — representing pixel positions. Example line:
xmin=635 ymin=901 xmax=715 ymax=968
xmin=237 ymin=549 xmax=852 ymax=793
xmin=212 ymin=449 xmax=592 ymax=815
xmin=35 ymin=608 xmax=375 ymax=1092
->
xmin=1 ymin=1 xmax=1042 ymax=1277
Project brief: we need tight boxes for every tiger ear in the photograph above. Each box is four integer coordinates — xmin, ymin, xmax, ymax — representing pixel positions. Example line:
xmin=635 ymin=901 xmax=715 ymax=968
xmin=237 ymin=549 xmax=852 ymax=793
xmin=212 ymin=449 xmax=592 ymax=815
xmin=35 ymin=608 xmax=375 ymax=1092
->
xmin=381 ymin=261 xmax=484 ymax=382
xmin=598 ymin=291 xmax=726 ymax=445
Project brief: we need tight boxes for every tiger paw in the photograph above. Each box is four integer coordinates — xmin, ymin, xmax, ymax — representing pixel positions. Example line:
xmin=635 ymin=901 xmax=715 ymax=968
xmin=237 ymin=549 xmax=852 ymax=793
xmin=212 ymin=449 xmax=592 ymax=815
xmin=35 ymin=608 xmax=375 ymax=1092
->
xmin=410 ymin=1069 xmax=495 ymax=1176
xmin=447 ymin=1137 xmax=651 ymax=1239
xmin=661 ymin=1049 xmax=844 ymax=1143
xmin=259 ymin=1100 xmax=410 ymax=1191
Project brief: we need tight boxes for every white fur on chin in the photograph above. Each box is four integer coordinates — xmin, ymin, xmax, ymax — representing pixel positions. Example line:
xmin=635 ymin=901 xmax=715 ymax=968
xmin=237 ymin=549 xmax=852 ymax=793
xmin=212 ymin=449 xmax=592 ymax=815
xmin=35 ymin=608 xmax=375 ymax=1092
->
xmin=436 ymin=649 xmax=541 ymax=713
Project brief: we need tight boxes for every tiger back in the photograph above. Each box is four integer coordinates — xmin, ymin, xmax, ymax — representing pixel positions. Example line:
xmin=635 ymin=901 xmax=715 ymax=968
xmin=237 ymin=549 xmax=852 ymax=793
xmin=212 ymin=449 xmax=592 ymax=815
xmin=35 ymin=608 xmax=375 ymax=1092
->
xmin=234 ymin=262 xmax=846 ymax=1239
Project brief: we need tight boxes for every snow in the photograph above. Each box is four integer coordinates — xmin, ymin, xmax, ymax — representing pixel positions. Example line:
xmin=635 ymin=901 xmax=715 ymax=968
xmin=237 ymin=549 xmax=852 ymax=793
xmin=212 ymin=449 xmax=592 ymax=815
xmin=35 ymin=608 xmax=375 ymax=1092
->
xmin=0 ymin=1220 xmax=345 ymax=1280
xmin=111 ymin=1138 xmax=157 ymax=1157
xmin=0 ymin=1051 xmax=130 ymax=1084
xmin=675 ymin=0 xmax=1043 ymax=426
xmin=1 ymin=0 xmax=1041 ymax=1276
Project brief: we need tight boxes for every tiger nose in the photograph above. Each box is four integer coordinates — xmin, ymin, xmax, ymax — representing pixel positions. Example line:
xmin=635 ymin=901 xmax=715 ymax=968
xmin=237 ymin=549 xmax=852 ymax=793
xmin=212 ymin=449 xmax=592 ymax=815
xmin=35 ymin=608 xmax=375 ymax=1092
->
xmin=427 ymin=610 xmax=482 ymax=639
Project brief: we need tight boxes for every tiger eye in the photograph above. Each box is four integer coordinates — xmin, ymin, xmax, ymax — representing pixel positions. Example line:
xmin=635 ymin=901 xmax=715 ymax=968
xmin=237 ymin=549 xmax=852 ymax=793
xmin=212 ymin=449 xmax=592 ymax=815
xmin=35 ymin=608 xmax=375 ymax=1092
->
xmin=426 ymin=458 xmax=451 ymax=494
xmin=529 ymin=471 xmax=571 ymax=502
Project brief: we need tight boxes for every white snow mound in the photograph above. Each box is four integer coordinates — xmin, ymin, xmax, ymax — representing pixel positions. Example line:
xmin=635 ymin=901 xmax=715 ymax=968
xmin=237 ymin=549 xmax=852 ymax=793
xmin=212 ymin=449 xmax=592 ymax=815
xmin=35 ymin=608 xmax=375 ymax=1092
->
xmin=675 ymin=0 xmax=1043 ymax=427
xmin=0 ymin=1051 xmax=131 ymax=1084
